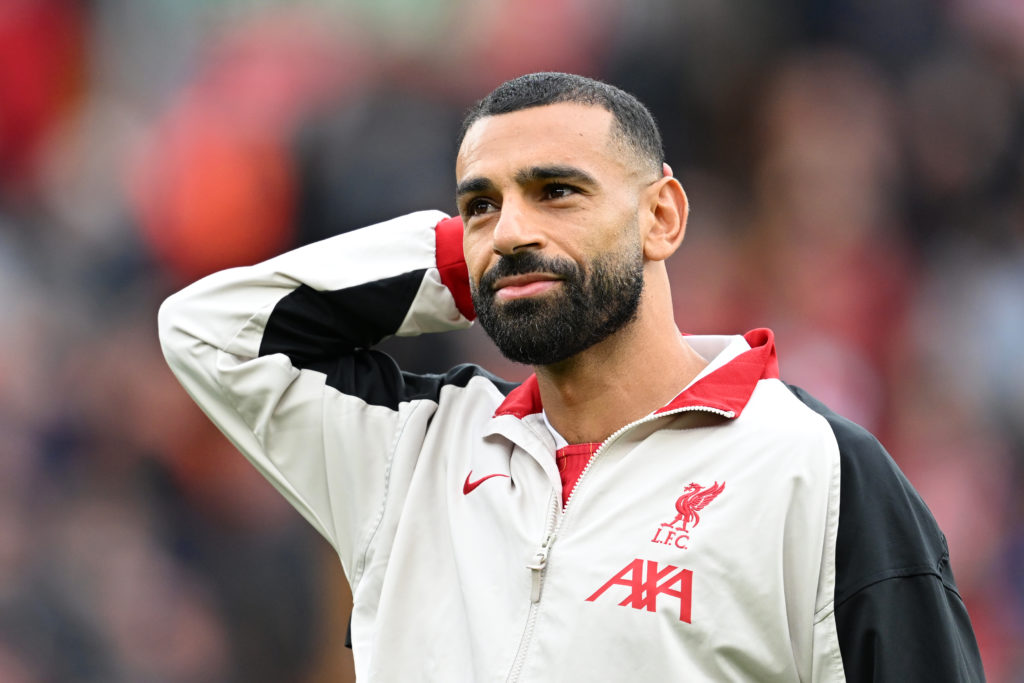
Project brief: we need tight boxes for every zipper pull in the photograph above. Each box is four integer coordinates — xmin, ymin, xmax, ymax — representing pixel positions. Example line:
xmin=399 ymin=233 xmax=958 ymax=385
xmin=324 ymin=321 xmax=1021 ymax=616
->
xmin=526 ymin=533 xmax=556 ymax=603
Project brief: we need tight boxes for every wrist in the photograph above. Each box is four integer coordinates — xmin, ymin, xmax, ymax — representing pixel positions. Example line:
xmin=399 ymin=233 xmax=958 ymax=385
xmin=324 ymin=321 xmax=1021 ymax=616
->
xmin=435 ymin=216 xmax=475 ymax=321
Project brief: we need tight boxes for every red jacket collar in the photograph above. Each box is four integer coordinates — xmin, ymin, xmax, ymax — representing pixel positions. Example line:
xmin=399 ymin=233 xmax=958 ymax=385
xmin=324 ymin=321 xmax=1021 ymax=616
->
xmin=493 ymin=329 xmax=778 ymax=420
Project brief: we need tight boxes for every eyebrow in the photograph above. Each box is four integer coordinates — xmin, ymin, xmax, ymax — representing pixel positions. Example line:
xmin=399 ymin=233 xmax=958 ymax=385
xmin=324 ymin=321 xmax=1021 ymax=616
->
xmin=455 ymin=176 xmax=497 ymax=199
xmin=515 ymin=165 xmax=598 ymax=186
xmin=456 ymin=165 xmax=598 ymax=200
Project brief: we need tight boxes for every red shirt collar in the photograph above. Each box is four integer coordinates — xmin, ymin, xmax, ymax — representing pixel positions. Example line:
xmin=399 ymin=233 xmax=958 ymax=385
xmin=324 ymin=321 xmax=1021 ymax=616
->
xmin=493 ymin=328 xmax=778 ymax=420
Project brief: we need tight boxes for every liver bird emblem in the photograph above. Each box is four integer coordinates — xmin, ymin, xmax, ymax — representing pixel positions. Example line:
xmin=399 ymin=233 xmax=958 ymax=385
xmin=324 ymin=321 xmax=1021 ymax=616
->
xmin=661 ymin=481 xmax=726 ymax=533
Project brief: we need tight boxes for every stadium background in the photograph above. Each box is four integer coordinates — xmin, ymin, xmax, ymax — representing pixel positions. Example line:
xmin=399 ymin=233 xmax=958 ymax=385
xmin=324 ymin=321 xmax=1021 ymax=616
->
xmin=1 ymin=0 xmax=1022 ymax=680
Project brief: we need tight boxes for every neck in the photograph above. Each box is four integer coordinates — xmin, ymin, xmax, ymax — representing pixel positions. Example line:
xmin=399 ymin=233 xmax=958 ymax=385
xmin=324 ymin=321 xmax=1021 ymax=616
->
xmin=535 ymin=288 xmax=707 ymax=445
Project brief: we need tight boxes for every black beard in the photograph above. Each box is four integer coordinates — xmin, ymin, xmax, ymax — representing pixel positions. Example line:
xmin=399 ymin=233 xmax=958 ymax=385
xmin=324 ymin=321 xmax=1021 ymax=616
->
xmin=471 ymin=245 xmax=644 ymax=366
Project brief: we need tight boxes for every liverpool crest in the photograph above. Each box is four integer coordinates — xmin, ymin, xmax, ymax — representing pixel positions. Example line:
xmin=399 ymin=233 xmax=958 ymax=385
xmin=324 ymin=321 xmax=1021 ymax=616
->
xmin=650 ymin=481 xmax=725 ymax=549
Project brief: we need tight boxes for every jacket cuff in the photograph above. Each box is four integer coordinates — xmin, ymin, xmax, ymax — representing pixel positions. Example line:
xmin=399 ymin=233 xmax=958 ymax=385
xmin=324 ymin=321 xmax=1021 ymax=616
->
xmin=435 ymin=216 xmax=476 ymax=321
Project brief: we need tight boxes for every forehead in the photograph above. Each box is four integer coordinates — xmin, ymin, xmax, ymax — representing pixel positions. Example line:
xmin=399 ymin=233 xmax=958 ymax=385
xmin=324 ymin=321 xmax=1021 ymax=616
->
xmin=456 ymin=102 xmax=623 ymax=182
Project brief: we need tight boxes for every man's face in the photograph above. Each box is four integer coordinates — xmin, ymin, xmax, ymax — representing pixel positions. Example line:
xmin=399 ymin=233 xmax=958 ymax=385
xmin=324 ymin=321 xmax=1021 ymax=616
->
xmin=455 ymin=103 xmax=649 ymax=366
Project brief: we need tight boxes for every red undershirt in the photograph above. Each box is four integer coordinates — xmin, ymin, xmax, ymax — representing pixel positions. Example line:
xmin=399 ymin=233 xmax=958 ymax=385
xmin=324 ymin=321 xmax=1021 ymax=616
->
xmin=555 ymin=443 xmax=601 ymax=508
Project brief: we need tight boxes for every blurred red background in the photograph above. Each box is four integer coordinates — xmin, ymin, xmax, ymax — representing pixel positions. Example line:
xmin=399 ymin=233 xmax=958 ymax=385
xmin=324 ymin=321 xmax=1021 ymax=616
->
xmin=0 ymin=0 xmax=1021 ymax=680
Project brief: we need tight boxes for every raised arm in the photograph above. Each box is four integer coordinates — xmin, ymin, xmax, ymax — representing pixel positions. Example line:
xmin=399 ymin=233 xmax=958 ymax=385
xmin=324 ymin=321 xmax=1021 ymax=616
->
xmin=158 ymin=211 xmax=473 ymax=562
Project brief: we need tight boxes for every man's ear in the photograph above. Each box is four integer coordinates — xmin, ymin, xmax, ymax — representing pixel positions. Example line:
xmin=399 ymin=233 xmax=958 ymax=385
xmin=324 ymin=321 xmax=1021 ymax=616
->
xmin=642 ymin=165 xmax=688 ymax=262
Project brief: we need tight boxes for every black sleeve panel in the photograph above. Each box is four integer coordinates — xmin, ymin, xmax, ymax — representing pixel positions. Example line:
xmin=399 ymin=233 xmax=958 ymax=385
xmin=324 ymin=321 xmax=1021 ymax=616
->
xmin=258 ymin=271 xmax=518 ymax=409
xmin=785 ymin=385 xmax=985 ymax=682
xmin=835 ymin=574 xmax=984 ymax=682
xmin=259 ymin=271 xmax=426 ymax=364
xmin=309 ymin=353 xmax=517 ymax=411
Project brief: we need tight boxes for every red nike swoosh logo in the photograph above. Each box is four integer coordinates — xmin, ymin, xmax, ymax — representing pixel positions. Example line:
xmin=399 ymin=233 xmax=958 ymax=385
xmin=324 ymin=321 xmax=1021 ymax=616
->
xmin=463 ymin=470 xmax=510 ymax=495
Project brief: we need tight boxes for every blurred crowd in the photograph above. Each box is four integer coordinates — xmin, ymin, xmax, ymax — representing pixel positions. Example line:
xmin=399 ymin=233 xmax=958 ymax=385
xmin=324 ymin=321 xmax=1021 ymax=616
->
xmin=1 ymin=0 xmax=1022 ymax=680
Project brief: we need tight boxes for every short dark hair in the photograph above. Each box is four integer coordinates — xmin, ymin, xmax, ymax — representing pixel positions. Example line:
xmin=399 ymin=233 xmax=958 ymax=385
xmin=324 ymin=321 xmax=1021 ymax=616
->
xmin=457 ymin=72 xmax=664 ymax=174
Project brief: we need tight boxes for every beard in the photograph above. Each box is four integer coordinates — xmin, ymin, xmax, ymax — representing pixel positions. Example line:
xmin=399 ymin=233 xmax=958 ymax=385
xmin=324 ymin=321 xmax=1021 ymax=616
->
xmin=471 ymin=238 xmax=645 ymax=366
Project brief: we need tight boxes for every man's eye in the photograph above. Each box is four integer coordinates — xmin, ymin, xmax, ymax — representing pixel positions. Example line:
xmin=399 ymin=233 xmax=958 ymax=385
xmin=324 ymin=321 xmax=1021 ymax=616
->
xmin=543 ymin=184 xmax=578 ymax=200
xmin=466 ymin=199 xmax=497 ymax=216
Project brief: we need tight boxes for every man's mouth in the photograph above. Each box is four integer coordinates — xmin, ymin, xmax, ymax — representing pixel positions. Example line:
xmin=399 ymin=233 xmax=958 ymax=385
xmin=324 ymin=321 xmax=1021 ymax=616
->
xmin=492 ymin=273 xmax=563 ymax=301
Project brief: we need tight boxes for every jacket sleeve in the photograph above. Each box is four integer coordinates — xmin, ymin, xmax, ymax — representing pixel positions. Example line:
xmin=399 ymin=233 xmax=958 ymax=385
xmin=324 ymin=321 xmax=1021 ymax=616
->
xmin=788 ymin=385 xmax=986 ymax=682
xmin=157 ymin=211 xmax=474 ymax=569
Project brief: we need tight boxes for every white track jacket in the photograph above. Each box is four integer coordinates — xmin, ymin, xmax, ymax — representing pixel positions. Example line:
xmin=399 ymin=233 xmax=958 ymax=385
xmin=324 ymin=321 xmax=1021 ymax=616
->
xmin=159 ymin=211 xmax=984 ymax=682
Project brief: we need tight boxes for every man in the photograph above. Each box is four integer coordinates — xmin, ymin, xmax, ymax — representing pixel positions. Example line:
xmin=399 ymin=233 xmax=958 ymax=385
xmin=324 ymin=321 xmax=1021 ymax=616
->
xmin=159 ymin=72 xmax=984 ymax=681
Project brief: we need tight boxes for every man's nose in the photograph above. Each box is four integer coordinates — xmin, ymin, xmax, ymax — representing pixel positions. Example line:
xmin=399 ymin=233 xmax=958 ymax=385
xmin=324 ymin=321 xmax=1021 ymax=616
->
xmin=491 ymin=200 xmax=545 ymax=256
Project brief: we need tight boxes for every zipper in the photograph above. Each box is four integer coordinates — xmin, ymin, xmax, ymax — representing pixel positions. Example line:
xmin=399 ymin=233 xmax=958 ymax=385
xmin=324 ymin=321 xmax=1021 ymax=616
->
xmin=506 ymin=495 xmax=559 ymax=682
xmin=505 ymin=405 xmax=734 ymax=681
xmin=563 ymin=405 xmax=734 ymax=511
xmin=527 ymin=530 xmax=557 ymax=602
